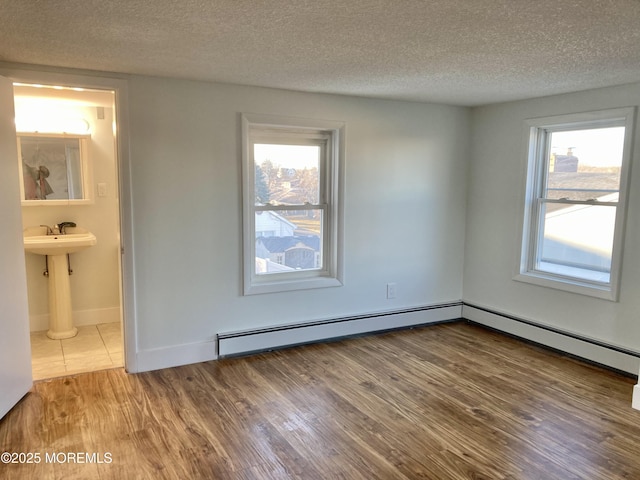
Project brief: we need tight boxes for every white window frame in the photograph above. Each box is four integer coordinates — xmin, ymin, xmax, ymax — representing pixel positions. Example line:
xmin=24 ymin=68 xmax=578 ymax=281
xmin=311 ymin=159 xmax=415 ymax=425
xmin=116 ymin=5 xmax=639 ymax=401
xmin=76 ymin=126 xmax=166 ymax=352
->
xmin=515 ymin=107 xmax=636 ymax=301
xmin=242 ymin=113 xmax=344 ymax=295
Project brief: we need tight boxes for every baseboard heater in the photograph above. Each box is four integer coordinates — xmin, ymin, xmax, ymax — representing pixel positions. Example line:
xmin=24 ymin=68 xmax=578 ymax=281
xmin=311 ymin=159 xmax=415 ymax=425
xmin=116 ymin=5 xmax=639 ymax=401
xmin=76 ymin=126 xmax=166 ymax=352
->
xmin=463 ymin=302 xmax=640 ymax=376
xmin=217 ymin=301 xmax=463 ymax=358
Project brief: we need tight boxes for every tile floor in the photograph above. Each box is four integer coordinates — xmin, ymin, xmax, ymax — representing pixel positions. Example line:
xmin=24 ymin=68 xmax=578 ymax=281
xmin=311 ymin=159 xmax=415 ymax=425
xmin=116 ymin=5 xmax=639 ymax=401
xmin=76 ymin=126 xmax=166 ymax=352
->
xmin=30 ymin=322 xmax=123 ymax=381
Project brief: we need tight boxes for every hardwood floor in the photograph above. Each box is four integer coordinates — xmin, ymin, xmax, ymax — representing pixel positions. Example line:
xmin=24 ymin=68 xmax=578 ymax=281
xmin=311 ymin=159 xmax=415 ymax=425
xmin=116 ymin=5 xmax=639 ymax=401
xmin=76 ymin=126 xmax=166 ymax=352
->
xmin=1 ymin=321 xmax=639 ymax=479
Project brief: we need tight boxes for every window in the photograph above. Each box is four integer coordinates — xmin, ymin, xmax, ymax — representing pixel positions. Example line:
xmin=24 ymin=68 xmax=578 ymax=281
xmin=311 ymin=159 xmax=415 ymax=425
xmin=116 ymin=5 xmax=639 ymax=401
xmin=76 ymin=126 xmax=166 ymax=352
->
xmin=242 ymin=113 xmax=344 ymax=295
xmin=516 ymin=108 xmax=635 ymax=300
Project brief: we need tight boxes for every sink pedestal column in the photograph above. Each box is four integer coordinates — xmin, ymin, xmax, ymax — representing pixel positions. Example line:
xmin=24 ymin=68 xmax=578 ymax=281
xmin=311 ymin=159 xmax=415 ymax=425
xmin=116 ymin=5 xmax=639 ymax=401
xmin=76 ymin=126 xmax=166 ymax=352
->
xmin=46 ymin=254 xmax=78 ymax=340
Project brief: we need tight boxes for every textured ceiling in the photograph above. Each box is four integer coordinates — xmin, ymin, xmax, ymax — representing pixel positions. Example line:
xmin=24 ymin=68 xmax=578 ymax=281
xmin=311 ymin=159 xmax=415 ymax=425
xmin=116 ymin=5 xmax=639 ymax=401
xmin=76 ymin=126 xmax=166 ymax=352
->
xmin=1 ymin=0 xmax=640 ymax=106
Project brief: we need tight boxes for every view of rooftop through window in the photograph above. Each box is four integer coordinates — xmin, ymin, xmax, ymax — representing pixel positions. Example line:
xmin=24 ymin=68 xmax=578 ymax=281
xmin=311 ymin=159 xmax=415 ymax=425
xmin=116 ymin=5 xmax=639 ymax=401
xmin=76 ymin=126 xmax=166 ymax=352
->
xmin=537 ymin=126 xmax=625 ymax=282
xmin=253 ymin=143 xmax=323 ymax=274
xmin=546 ymin=127 xmax=624 ymax=203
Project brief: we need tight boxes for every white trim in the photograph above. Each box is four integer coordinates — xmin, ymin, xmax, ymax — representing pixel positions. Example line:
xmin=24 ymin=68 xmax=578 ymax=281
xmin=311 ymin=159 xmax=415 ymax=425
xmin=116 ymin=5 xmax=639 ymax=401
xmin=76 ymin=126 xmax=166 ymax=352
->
xmin=218 ymin=303 xmax=462 ymax=357
xmin=513 ymin=271 xmax=613 ymax=300
xmin=632 ymin=384 xmax=640 ymax=411
xmin=515 ymin=107 xmax=636 ymax=301
xmin=136 ymin=339 xmax=217 ymax=373
xmin=463 ymin=304 xmax=640 ymax=375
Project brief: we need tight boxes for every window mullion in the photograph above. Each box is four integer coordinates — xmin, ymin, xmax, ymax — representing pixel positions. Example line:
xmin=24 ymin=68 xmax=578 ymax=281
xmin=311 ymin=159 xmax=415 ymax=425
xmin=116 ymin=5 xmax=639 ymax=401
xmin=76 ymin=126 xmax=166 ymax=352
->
xmin=540 ymin=198 xmax=618 ymax=207
xmin=255 ymin=203 xmax=325 ymax=211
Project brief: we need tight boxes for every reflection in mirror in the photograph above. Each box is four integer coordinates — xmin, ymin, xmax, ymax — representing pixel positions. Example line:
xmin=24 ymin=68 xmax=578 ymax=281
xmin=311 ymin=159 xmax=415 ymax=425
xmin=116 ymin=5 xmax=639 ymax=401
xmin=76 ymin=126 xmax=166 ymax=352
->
xmin=17 ymin=133 xmax=91 ymax=205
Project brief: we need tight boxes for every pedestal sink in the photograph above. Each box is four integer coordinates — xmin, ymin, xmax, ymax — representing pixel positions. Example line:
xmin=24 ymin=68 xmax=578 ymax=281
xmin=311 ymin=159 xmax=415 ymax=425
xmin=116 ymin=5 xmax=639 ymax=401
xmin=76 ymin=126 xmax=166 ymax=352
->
xmin=23 ymin=226 xmax=97 ymax=339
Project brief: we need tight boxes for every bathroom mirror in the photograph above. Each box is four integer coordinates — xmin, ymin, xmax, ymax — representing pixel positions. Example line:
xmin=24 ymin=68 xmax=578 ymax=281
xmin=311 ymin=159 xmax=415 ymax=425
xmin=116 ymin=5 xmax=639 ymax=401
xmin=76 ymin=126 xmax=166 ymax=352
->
xmin=17 ymin=133 xmax=92 ymax=206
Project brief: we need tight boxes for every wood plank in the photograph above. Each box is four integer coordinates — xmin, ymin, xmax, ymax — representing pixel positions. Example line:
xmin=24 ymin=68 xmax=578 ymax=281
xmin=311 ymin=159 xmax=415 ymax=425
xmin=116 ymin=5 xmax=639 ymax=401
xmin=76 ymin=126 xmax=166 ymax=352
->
xmin=1 ymin=322 xmax=639 ymax=479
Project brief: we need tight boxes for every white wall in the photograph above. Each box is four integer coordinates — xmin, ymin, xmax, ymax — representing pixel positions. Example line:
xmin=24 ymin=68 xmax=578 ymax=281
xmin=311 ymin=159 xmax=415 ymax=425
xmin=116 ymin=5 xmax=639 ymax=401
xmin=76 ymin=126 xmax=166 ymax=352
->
xmin=20 ymin=102 xmax=122 ymax=330
xmin=3 ymin=66 xmax=639 ymax=378
xmin=464 ymin=82 xmax=640 ymax=368
xmin=127 ymin=76 xmax=469 ymax=363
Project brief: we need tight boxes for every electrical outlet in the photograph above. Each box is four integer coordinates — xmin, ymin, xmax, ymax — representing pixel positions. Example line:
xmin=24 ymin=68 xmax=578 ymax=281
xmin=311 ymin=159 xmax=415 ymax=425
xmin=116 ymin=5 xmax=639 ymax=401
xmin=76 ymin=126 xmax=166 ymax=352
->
xmin=387 ymin=283 xmax=397 ymax=299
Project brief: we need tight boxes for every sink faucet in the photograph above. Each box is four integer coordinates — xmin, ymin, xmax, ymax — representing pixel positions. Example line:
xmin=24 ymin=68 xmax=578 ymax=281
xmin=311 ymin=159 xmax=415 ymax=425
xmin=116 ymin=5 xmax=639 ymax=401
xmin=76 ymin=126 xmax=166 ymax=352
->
xmin=40 ymin=224 xmax=53 ymax=235
xmin=58 ymin=222 xmax=77 ymax=234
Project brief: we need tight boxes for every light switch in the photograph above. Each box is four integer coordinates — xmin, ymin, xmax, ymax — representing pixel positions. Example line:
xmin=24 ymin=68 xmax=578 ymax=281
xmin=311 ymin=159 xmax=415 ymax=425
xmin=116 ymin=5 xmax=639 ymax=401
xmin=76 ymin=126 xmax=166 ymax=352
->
xmin=98 ymin=183 xmax=108 ymax=197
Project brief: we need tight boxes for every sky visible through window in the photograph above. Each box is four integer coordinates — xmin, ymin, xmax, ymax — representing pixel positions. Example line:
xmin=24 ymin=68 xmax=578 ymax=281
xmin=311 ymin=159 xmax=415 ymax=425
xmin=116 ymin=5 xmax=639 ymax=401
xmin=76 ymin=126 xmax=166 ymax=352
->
xmin=254 ymin=144 xmax=319 ymax=169
xmin=550 ymin=127 xmax=624 ymax=167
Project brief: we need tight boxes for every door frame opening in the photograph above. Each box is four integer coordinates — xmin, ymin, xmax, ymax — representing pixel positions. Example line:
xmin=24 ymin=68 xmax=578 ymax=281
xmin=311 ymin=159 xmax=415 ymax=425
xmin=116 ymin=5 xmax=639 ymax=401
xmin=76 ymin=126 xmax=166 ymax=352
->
xmin=1 ymin=65 xmax=137 ymax=374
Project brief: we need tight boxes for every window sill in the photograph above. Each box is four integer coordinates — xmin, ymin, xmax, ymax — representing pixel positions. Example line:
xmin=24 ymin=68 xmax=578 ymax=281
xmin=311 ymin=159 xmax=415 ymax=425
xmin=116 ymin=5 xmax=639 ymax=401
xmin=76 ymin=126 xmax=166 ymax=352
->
xmin=244 ymin=275 xmax=343 ymax=296
xmin=513 ymin=271 xmax=617 ymax=301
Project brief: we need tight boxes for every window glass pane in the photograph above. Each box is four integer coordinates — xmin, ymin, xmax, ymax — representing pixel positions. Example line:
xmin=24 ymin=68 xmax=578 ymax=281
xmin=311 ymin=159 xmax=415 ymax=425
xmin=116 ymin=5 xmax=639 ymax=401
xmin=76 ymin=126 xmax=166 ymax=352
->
xmin=536 ymin=202 xmax=616 ymax=283
xmin=254 ymin=144 xmax=320 ymax=205
xmin=544 ymin=127 xmax=624 ymax=201
xmin=255 ymin=209 xmax=323 ymax=275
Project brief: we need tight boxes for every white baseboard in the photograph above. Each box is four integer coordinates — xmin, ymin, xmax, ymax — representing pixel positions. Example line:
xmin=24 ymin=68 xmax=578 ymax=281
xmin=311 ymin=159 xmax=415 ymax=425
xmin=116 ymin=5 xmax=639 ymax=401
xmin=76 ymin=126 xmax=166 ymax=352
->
xmin=135 ymin=339 xmax=218 ymax=373
xmin=218 ymin=302 xmax=463 ymax=358
xmin=29 ymin=306 xmax=121 ymax=332
xmin=463 ymin=303 xmax=640 ymax=375
xmin=633 ymin=385 xmax=640 ymax=410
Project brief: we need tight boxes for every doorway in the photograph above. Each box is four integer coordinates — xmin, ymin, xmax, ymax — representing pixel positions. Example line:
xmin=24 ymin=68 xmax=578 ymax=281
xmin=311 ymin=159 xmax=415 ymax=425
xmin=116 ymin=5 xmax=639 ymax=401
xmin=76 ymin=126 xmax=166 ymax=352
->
xmin=14 ymin=82 xmax=125 ymax=380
